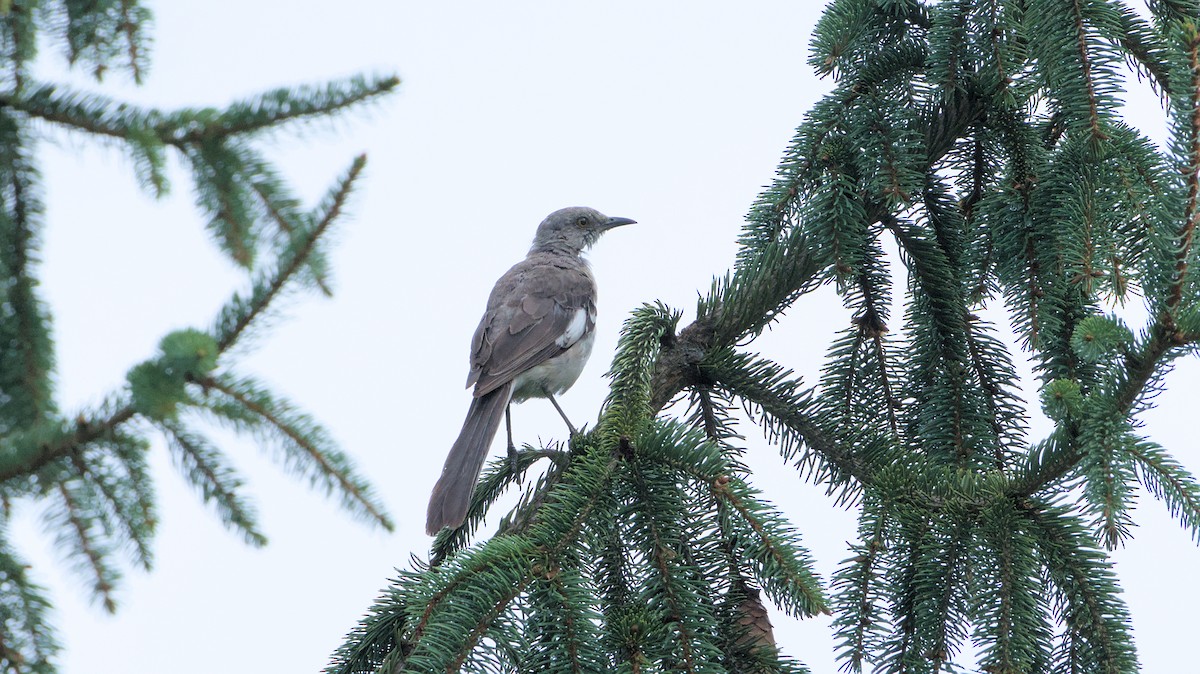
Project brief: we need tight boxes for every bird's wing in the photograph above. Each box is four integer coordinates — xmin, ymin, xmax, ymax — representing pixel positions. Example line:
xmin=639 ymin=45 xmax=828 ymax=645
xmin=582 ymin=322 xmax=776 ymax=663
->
xmin=466 ymin=257 xmax=596 ymax=397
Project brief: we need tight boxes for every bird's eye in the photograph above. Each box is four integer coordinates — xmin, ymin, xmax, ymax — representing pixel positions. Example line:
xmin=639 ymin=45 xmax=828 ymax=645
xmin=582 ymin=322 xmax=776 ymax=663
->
xmin=577 ymin=217 xmax=589 ymax=227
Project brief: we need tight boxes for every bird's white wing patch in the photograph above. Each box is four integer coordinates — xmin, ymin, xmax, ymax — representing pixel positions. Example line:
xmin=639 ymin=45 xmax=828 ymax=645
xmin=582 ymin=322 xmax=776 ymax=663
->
xmin=556 ymin=307 xmax=589 ymax=347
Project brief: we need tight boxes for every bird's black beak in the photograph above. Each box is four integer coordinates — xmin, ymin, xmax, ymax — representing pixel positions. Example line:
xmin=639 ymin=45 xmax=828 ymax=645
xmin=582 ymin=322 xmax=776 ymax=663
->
xmin=602 ymin=216 xmax=637 ymax=230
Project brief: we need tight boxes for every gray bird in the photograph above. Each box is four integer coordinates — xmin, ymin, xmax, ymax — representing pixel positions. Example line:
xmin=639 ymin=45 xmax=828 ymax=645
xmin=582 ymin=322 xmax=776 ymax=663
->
xmin=426 ymin=206 xmax=635 ymax=535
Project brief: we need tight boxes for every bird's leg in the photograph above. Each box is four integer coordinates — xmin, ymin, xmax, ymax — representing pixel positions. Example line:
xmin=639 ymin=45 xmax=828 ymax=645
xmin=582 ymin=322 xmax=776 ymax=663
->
xmin=542 ymin=387 xmax=578 ymax=437
xmin=505 ymin=403 xmax=519 ymax=476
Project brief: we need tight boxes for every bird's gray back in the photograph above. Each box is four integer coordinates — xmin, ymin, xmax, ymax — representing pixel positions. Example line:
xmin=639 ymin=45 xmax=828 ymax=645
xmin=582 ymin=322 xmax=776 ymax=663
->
xmin=466 ymin=252 xmax=597 ymax=396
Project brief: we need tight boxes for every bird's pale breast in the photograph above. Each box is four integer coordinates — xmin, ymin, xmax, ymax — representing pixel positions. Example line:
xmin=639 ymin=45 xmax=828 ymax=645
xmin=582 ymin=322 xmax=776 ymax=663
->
xmin=511 ymin=328 xmax=595 ymax=402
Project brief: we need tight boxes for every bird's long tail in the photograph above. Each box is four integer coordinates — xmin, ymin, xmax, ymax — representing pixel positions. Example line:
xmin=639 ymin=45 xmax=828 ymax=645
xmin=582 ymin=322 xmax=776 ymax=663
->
xmin=426 ymin=382 xmax=513 ymax=535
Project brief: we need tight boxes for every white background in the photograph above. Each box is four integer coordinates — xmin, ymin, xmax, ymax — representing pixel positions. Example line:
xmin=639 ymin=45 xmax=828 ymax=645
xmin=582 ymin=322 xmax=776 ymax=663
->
xmin=13 ymin=2 xmax=1197 ymax=672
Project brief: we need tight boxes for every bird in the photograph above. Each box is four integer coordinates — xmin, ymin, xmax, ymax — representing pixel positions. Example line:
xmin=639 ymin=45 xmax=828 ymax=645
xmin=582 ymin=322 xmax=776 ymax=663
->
xmin=426 ymin=206 xmax=635 ymax=535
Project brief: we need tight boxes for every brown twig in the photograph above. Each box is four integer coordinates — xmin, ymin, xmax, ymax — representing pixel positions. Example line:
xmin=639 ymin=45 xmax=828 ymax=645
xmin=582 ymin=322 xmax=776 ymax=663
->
xmin=1167 ymin=32 xmax=1200 ymax=325
xmin=1071 ymin=0 xmax=1108 ymax=142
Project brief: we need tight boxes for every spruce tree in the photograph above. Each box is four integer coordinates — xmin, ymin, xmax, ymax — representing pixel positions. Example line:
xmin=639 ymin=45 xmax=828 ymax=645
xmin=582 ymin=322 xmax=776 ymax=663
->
xmin=330 ymin=1 xmax=1200 ymax=672
xmin=0 ymin=3 xmax=394 ymax=670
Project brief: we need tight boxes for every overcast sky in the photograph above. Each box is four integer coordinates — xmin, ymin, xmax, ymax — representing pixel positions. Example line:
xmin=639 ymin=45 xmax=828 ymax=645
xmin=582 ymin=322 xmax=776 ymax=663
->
xmin=14 ymin=2 xmax=1199 ymax=672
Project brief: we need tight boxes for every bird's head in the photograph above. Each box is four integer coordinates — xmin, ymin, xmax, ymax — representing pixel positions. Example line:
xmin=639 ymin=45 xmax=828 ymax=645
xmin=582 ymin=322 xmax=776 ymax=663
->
xmin=529 ymin=206 xmax=635 ymax=255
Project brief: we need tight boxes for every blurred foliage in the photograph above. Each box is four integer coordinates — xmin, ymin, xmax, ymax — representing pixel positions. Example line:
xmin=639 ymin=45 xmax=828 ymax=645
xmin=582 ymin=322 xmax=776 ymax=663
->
xmin=0 ymin=2 xmax=395 ymax=669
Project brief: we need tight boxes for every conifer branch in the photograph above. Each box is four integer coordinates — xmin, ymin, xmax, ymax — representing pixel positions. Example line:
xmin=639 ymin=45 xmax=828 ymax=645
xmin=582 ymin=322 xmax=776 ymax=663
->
xmin=985 ymin=0 xmax=1009 ymax=92
xmin=411 ymin=554 xmax=504 ymax=646
xmin=328 ymin=3 xmax=1200 ymax=670
xmin=8 ymin=156 xmax=34 ymax=379
xmin=3 ymin=76 xmax=399 ymax=148
xmin=832 ymin=506 xmax=887 ymax=673
xmin=118 ymin=0 xmax=144 ymax=84
xmin=964 ymin=317 xmax=1011 ymax=469
xmin=0 ymin=405 xmax=136 ymax=483
xmin=703 ymin=349 xmax=876 ymax=487
xmin=926 ymin=516 xmax=971 ymax=669
xmin=839 ymin=328 xmax=867 ymax=421
xmin=870 ymin=97 xmax=915 ymax=206
xmin=168 ymin=76 xmax=399 ymax=145
xmin=1013 ymin=322 xmax=1177 ymax=496
xmin=67 ymin=451 xmax=154 ymax=570
xmin=526 ymin=567 xmax=606 ymax=674
xmin=5 ymin=3 xmax=30 ymax=90
xmin=534 ymin=451 xmax=626 ymax=557
xmin=1113 ymin=6 xmax=1171 ymax=94
xmin=964 ymin=133 xmax=992 ymax=300
xmin=881 ymin=215 xmax=974 ymax=461
xmin=250 ymin=179 xmax=334 ymax=296
xmin=628 ymin=461 xmax=702 ymax=672
xmin=1023 ymin=219 xmax=1044 ymax=342
xmin=1128 ymin=439 xmax=1200 ymax=540
xmin=1087 ymin=423 xmax=1135 ymax=550
xmin=0 ymin=110 xmax=52 ymax=424
xmin=324 ymin=576 xmax=410 ymax=674
xmin=494 ymin=457 xmax=570 ymax=539
xmin=882 ymin=522 xmax=924 ymax=670
xmin=548 ymin=573 xmax=583 ymax=672
xmin=0 ymin=8 xmax=398 ymax=663
xmin=606 ymin=301 xmax=679 ymax=431
xmin=940 ymin=3 xmax=969 ymax=91
xmin=252 ymin=182 xmax=295 ymax=234
xmin=651 ymin=234 xmax=821 ymax=413
xmin=197 ymin=373 xmax=392 ymax=530
xmin=451 ymin=577 xmax=533 ymax=673
xmin=118 ymin=436 xmax=155 ymax=523
xmin=55 ymin=482 xmax=116 ymax=613
xmin=1070 ymin=0 xmax=1106 ymax=142
xmin=186 ymin=141 xmax=256 ymax=266
xmin=6 ymin=165 xmax=46 ymax=416
xmin=987 ymin=516 xmax=1018 ymax=669
xmin=696 ymin=387 xmax=721 ymax=440
xmin=873 ymin=333 xmax=901 ymax=436
xmin=3 ymin=85 xmax=155 ymax=141
xmin=161 ymin=422 xmax=266 ymax=547
xmin=214 ymin=154 xmax=363 ymax=353
xmin=712 ymin=477 xmax=827 ymax=617
xmin=656 ymin=53 xmax=984 ymax=427
xmin=1167 ymin=29 xmax=1200 ymax=322
xmin=410 ymin=447 xmax=626 ymax=669
xmin=924 ymin=82 xmax=986 ymax=165
xmin=852 ymin=258 xmax=901 ymax=435
xmin=396 ymin=539 xmax=540 ymax=673
xmin=1024 ymin=502 xmax=1136 ymax=673
xmin=0 ymin=538 xmax=58 ymax=669
xmin=593 ymin=515 xmax=633 ymax=623
xmin=995 ymin=521 xmax=1055 ymax=670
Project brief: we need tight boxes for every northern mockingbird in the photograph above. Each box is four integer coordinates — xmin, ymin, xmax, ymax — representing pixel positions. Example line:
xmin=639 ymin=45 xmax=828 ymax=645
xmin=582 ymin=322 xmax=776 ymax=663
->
xmin=426 ymin=206 xmax=635 ymax=535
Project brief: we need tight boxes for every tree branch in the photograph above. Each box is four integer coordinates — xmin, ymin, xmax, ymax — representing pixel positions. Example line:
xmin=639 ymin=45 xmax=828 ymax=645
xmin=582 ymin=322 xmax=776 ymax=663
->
xmin=0 ymin=406 xmax=136 ymax=483
xmin=197 ymin=374 xmax=391 ymax=528
xmin=215 ymin=154 xmax=364 ymax=352
xmin=703 ymin=350 xmax=875 ymax=487
xmin=1167 ymin=30 xmax=1200 ymax=323
xmin=1011 ymin=323 xmax=1177 ymax=496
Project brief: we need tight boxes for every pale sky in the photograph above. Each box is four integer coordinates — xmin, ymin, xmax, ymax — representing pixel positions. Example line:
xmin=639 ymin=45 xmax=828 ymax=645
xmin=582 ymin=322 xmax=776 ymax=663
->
xmin=15 ymin=2 xmax=1198 ymax=673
